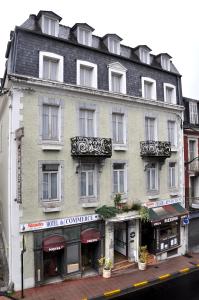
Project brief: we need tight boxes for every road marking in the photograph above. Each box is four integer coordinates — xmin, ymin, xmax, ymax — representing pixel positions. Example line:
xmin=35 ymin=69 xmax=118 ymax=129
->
xmin=179 ymin=268 xmax=190 ymax=273
xmin=159 ymin=273 xmax=171 ymax=280
xmin=133 ymin=281 xmax=148 ymax=287
xmin=104 ymin=289 xmax=121 ymax=297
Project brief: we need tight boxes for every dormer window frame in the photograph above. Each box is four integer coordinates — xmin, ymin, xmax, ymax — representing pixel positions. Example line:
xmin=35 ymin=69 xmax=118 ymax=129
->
xmin=77 ymin=27 xmax=92 ymax=46
xmin=139 ymin=47 xmax=150 ymax=64
xmin=161 ymin=55 xmax=170 ymax=71
xmin=108 ymin=37 xmax=120 ymax=55
xmin=41 ymin=14 xmax=59 ymax=37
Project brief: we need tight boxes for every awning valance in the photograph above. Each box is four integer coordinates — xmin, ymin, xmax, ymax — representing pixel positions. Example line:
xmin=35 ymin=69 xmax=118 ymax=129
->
xmin=81 ymin=228 xmax=101 ymax=243
xmin=43 ymin=235 xmax=65 ymax=252
xmin=149 ymin=203 xmax=189 ymax=226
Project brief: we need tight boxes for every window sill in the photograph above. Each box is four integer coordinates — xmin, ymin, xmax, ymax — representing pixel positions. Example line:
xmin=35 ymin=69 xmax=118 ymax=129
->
xmin=42 ymin=144 xmax=62 ymax=151
xmin=82 ymin=203 xmax=99 ymax=208
xmin=169 ymin=191 xmax=179 ymax=197
xmin=171 ymin=147 xmax=178 ymax=152
xmin=43 ymin=207 xmax=62 ymax=212
xmin=148 ymin=194 xmax=159 ymax=200
xmin=113 ymin=144 xmax=127 ymax=151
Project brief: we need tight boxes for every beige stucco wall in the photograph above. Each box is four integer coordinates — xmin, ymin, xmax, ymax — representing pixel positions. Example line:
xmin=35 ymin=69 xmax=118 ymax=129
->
xmin=19 ymin=83 xmax=184 ymax=224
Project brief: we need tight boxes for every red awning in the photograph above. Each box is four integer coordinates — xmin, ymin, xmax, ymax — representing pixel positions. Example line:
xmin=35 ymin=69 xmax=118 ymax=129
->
xmin=43 ymin=235 xmax=65 ymax=252
xmin=81 ymin=228 xmax=101 ymax=243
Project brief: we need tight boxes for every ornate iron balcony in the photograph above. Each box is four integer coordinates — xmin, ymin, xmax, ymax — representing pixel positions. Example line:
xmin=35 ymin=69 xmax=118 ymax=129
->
xmin=71 ymin=136 xmax=112 ymax=157
xmin=140 ymin=141 xmax=171 ymax=158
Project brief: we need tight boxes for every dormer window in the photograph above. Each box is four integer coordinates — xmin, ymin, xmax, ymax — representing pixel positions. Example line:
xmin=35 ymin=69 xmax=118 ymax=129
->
xmin=37 ymin=11 xmax=61 ymax=37
xmin=161 ymin=55 xmax=170 ymax=71
xmin=43 ymin=16 xmax=58 ymax=36
xmin=139 ymin=47 xmax=151 ymax=64
xmin=108 ymin=37 xmax=120 ymax=55
xmin=77 ymin=27 xmax=92 ymax=46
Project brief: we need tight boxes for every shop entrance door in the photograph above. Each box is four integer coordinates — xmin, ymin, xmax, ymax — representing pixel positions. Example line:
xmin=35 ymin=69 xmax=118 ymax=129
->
xmin=114 ymin=222 xmax=128 ymax=257
xmin=81 ymin=241 xmax=99 ymax=274
xmin=43 ymin=249 xmax=64 ymax=279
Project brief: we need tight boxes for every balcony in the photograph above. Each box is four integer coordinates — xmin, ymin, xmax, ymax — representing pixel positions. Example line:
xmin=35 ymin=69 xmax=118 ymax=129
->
xmin=71 ymin=136 xmax=112 ymax=158
xmin=140 ymin=141 xmax=171 ymax=158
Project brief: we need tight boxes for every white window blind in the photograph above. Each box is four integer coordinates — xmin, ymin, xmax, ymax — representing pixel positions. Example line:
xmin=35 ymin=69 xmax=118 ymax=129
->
xmin=42 ymin=164 xmax=59 ymax=201
xmin=145 ymin=117 xmax=155 ymax=141
xmin=42 ymin=105 xmax=59 ymax=140
xmin=80 ymin=66 xmax=93 ymax=87
xmin=44 ymin=17 xmax=56 ymax=35
xmin=140 ymin=48 xmax=149 ymax=64
xmin=144 ymin=81 xmax=153 ymax=99
xmin=43 ymin=57 xmax=58 ymax=80
xmin=109 ymin=38 xmax=119 ymax=54
xmin=169 ymin=162 xmax=176 ymax=188
xmin=78 ymin=28 xmax=91 ymax=45
xmin=80 ymin=164 xmax=95 ymax=197
xmin=111 ymin=73 xmax=122 ymax=93
xmin=112 ymin=113 xmax=124 ymax=144
xmin=79 ymin=109 xmax=94 ymax=137
xmin=189 ymin=102 xmax=198 ymax=124
xmin=147 ymin=163 xmax=157 ymax=190
xmin=168 ymin=121 xmax=176 ymax=146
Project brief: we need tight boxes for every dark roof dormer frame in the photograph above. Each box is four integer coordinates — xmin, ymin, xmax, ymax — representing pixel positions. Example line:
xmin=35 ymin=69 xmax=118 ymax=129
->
xmin=156 ymin=53 xmax=172 ymax=71
xmin=71 ymin=23 xmax=95 ymax=32
xmin=133 ymin=45 xmax=152 ymax=64
xmin=36 ymin=11 xmax=62 ymax=22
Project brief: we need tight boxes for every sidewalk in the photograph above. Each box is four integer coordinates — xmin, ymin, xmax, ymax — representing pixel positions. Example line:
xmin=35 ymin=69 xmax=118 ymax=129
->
xmin=14 ymin=253 xmax=199 ymax=300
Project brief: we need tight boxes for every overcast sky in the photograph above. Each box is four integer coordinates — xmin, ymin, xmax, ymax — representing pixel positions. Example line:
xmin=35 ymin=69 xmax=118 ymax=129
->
xmin=0 ymin=0 xmax=198 ymax=99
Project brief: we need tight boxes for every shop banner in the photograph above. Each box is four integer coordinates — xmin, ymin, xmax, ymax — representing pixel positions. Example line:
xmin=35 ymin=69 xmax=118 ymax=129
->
xmin=20 ymin=214 xmax=101 ymax=232
xmin=145 ymin=197 xmax=181 ymax=208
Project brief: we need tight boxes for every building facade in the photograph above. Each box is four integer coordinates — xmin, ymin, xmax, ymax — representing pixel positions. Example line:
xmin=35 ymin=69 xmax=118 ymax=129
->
xmin=0 ymin=11 xmax=188 ymax=290
xmin=183 ymin=97 xmax=199 ymax=252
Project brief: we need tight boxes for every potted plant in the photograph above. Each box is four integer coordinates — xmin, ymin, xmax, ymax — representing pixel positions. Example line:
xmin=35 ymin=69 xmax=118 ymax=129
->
xmin=138 ymin=245 xmax=149 ymax=270
xmin=98 ymin=257 xmax=113 ymax=278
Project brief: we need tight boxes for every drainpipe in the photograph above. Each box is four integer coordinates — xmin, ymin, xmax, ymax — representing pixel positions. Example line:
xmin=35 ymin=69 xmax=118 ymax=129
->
xmin=21 ymin=234 xmax=26 ymax=298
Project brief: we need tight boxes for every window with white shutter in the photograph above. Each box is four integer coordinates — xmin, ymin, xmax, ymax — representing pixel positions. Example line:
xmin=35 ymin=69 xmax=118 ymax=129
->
xmin=189 ymin=102 xmax=198 ymax=124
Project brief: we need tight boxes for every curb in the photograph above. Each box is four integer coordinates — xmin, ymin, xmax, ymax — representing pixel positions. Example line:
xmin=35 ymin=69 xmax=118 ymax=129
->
xmin=84 ymin=264 xmax=199 ymax=300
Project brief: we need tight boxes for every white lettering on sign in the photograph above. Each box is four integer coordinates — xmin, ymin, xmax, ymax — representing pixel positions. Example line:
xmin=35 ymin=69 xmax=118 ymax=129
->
xmin=145 ymin=197 xmax=181 ymax=208
xmin=20 ymin=214 xmax=101 ymax=232
xmin=164 ymin=216 xmax=178 ymax=223
xmin=48 ymin=246 xmax=64 ymax=252
xmin=87 ymin=239 xmax=98 ymax=243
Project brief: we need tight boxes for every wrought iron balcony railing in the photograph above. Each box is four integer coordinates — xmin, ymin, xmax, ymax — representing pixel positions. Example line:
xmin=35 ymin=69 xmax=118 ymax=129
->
xmin=140 ymin=141 xmax=171 ymax=158
xmin=71 ymin=136 xmax=112 ymax=158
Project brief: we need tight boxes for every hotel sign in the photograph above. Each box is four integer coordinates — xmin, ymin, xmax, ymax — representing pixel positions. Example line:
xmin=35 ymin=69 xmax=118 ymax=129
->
xmin=20 ymin=214 xmax=101 ymax=232
xmin=145 ymin=197 xmax=181 ymax=208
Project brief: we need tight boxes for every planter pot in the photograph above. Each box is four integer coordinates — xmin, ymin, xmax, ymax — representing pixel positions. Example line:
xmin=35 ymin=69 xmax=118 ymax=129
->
xmin=138 ymin=261 xmax=147 ymax=270
xmin=103 ymin=268 xmax=111 ymax=278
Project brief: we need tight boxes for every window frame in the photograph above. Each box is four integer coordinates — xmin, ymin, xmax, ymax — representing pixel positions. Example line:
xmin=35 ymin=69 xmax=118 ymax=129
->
xmin=168 ymin=162 xmax=177 ymax=189
xmin=79 ymin=108 xmax=96 ymax=137
xmin=76 ymin=60 xmax=97 ymax=88
xmin=161 ymin=56 xmax=170 ymax=71
xmin=42 ymin=104 xmax=60 ymax=141
xmin=163 ymin=83 xmax=177 ymax=104
xmin=42 ymin=15 xmax=59 ymax=37
xmin=39 ymin=52 xmax=64 ymax=82
xmin=146 ymin=163 xmax=158 ymax=192
xmin=189 ymin=101 xmax=198 ymax=124
xmin=108 ymin=62 xmax=127 ymax=94
xmin=38 ymin=160 xmax=64 ymax=207
xmin=142 ymin=77 xmax=157 ymax=100
xmin=145 ymin=116 xmax=157 ymax=141
xmin=139 ymin=48 xmax=150 ymax=64
xmin=77 ymin=27 xmax=92 ymax=46
xmin=79 ymin=163 xmax=98 ymax=200
xmin=108 ymin=37 xmax=120 ymax=54
xmin=112 ymin=162 xmax=128 ymax=197
xmin=167 ymin=120 xmax=177 ymax=148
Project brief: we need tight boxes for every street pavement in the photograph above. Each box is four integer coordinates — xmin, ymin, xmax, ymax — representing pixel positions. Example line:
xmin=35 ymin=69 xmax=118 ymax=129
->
xmin=14 ymin=253 xmax=199 ymax=300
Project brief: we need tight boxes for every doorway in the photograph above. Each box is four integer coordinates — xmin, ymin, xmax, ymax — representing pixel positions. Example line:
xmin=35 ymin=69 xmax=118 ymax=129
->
xmin=81 ymin=241 xmax=99 ymax=276
xmin=43 ymin=249 xmax=64 ymax=280
xmin=114 ymin=222 xmax=128 ymax=258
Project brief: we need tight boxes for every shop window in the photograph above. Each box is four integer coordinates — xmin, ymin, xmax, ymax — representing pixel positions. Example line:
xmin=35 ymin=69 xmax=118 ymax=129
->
xmin=67 ymin=243 xmax=80 ymax=273
xmin=156 ymin=223 xmax=179 ymax=253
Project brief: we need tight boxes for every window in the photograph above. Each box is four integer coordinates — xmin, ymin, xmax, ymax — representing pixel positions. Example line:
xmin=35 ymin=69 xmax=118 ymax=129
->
xmin=168 ymin=121 xmax=176 ymax=147
xmin=112 ymin=113 xmax=124 ymax=144
xmin=142 ymin=77 xmax=157 ymax=100
xmin=77 ymin=60 xmax=97 ymax=88
xmin=164 ymin=83 xmax=176 ymax=104
xmin=146 ymin=163 xmax=158 ymax=191
xmin=77 ymin=27 xmax=92 ymax=46
xmin=140 ymin=48 xmax=150 ymax=64
xmin=39 ymin=52 xmax=63 ymax=82
xmin=113 ymin=163 xmax=127 ymax=194
xmin=145 ymin=117 xmax=156 ymax=141
xmin=169 ymin=162 xmax=176 ymax=188
xmin=79 ymin=109 xmax=95 ymax=137
xmin=161 ymin=56 xmax=170 ymax=71
xmin=189 ymin=140 xmax=197 ymax=161
xmin=108 ymin=62 xmax=127 ymax=94
xmin=42 ymin=105 xmax=59 ymax=140
xmin=42 ymin=164 xmax=59 ymax=201
xmin=80 ymin=164 xmax=96 ymax=197
xmin=43 ymin=16 xmax=58 ymax=36
xmin=189 ymin=102 xmax=198 ymax=124
xmin=108 ymin=37 xmax=120 ymax=54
